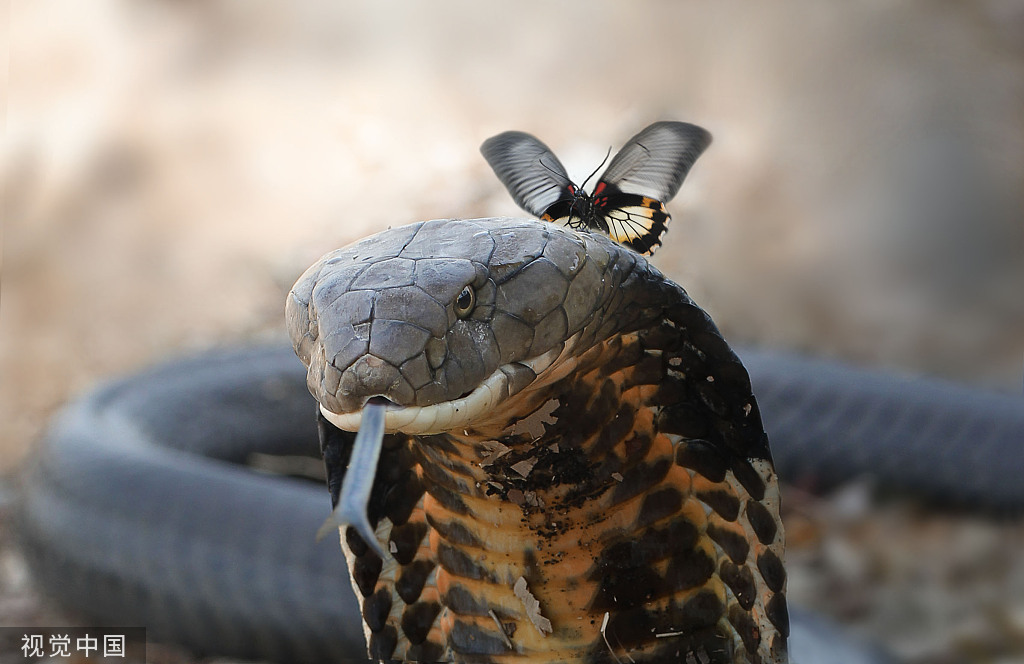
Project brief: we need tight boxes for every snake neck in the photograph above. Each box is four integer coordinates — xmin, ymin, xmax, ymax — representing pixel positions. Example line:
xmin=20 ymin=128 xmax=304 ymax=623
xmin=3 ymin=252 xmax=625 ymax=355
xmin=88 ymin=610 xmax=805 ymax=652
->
xmin=337 ymin=322 xmax=787 ymax=664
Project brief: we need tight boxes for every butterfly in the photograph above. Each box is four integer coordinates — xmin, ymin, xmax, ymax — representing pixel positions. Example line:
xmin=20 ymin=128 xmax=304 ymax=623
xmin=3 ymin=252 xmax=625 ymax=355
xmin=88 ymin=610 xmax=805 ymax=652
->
xmin=481 ymin=121 xmax=712 ymax=255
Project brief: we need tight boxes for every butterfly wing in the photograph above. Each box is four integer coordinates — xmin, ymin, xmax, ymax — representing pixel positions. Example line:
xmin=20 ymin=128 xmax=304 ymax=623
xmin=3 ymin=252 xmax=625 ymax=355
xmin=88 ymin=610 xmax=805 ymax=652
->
xmin=589 ymin=122 xmax=712 ymax=254
xmin=594 ymin=195 xmax=671 ymax=255
xmin=480 ymin=131 xmax=576 ymax=218
xmin=598 ymin=121 xmax=712 ymax=202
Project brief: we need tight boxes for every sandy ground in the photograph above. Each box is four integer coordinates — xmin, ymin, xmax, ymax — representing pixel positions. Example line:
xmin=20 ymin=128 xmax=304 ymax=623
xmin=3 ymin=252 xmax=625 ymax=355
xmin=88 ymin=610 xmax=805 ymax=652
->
xmin=3 ymin=1 xmax=1024 ymax=661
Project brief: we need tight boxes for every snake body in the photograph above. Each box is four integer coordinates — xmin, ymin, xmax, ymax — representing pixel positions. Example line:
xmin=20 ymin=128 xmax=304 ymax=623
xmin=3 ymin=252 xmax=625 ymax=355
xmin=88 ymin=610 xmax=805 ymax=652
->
xmin=17 ymin=217 xmax=1024 ymax=663
xmin=285 ymin=217 xmax=788 ymax=663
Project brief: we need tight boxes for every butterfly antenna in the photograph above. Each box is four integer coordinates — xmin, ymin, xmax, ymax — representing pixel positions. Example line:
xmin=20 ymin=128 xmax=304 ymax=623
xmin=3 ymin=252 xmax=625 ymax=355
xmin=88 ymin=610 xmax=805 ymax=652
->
xmin=580 ymin=146 xmax=612 ymax=191
xmin=538 ymin=154 xmax=568 ymax=182
xmin=538 ymin=152 xmax=583 ymax=224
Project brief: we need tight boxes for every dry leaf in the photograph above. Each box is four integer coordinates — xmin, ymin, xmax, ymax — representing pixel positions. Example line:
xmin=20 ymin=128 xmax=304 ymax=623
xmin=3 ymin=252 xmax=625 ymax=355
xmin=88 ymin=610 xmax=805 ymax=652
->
xmin=509 ymin=398 xmax=559 ymax=439
xmin=523 ymin=490 xmax=544 ymax=508
xmin=479 ymin=441 xmax=512 ymax=467
xmin=513 ymin=576 xmax=552 ymax=635
xmin=511 ymin=457 xmax=538 ymax=478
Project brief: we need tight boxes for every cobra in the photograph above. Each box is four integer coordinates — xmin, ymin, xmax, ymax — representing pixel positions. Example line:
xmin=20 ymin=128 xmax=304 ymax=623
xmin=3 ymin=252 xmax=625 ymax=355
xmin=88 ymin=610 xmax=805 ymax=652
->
xmin=286 ymin=217 xmax=788 ymax=663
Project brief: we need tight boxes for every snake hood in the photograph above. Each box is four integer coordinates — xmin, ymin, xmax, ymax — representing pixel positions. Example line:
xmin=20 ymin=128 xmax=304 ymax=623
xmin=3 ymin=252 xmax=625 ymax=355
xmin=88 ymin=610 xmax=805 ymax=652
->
xmin=287 ymin=217 xmax=788 ymax=664
xmin=287 ymin=217 xmax=673 ymax=435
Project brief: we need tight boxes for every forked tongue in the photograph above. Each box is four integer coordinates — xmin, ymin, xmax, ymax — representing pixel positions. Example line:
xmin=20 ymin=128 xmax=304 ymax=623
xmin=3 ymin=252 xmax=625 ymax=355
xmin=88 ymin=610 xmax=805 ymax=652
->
xmin=316 ymin=398 xmax=389 ymax=559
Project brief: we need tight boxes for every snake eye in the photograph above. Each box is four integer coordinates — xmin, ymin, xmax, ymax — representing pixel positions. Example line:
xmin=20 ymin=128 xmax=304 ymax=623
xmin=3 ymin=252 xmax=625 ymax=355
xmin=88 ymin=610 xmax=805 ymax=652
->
xmin=454 ymin=285 xmax=476 ymax=319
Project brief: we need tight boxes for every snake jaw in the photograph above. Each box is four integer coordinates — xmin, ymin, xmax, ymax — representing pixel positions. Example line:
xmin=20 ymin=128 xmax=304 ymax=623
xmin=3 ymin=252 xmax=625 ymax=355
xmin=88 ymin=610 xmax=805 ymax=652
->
xmin=318 ymin=366 xmax=504 ymax=434
xmin=319 ymin=337 xmax=579 ymax=436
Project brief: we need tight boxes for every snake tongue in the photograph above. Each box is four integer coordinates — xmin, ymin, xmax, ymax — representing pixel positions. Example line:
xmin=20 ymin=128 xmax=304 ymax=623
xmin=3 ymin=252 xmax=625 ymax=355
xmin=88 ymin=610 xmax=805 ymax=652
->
xmin=316 ymin=399 xmax=389 ymax=559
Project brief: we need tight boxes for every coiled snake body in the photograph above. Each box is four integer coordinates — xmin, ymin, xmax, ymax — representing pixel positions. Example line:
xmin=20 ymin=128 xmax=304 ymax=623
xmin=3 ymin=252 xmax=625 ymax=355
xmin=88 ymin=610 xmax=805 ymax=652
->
xmin=285 ymin=217 xmax=787 ymax=663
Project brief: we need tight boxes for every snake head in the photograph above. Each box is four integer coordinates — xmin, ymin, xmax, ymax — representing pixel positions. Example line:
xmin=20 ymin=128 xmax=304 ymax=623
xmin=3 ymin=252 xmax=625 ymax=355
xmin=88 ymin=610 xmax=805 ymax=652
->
xmin=286 ymin=217 xmax=647 ymax=434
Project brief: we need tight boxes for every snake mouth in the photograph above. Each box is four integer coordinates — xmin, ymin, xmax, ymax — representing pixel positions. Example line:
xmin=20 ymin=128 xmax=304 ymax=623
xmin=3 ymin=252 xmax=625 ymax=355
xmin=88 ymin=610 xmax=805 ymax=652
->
xmin=319 ymin=336 xmax=580 ymax=435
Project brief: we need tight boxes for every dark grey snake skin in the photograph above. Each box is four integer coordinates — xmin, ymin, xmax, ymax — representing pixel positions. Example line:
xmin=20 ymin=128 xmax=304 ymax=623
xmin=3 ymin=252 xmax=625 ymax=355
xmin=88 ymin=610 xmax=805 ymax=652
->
xmin=14 ymin=218 xmax=1024 ymax=663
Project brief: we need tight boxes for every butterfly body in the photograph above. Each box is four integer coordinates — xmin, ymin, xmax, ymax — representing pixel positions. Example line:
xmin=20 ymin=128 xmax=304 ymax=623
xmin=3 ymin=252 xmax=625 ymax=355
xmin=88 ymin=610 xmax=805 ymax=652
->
xmin=541 ymin=182 xmax=671 ymax=256
xmin=481 ymin=121 xmax=711 ymax=255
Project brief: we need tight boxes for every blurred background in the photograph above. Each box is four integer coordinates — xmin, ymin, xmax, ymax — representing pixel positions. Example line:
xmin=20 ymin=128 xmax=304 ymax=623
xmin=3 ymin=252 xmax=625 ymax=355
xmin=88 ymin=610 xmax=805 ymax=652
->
xmin=2 ymin=1 xmax=1023 ymax=661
